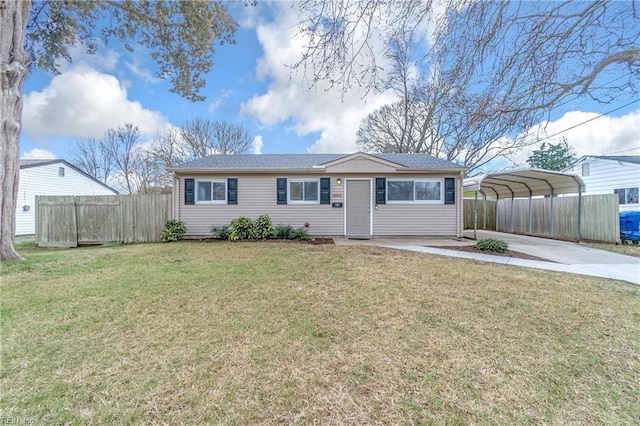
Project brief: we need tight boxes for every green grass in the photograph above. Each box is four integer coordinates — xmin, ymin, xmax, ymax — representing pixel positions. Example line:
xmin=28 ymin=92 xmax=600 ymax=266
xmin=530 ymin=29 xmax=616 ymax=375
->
xmin=2 ymin=242 xmax=639 ymax=424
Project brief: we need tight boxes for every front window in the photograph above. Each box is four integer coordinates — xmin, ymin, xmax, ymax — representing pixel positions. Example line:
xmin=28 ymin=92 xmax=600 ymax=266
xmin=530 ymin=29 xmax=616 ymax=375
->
xmin=387 ymin=179 xmax=443 ymax=203
xmin=615 ymin=187 xmax=639 ymax=205
xmin=289 ymin=180 xmax=319 ymax=203
xmin=196 ymin=180 xmax=226 ymax=203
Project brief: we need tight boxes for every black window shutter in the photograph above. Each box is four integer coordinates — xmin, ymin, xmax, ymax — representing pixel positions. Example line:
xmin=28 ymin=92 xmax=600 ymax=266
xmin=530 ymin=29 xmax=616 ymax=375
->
xmin=277 ymin=178 xmax=287 ymax=204
xmin=227 ymin=178 xmax=238 ymax=205
xmin=185 ymin=178 xmax=195 ymax=205
xmin=444 ymin=177 xmax=455 ymax=204
xmin=375 ymin=178 xmax=386 ymax=204
xmin=320 ymin=178 xmax=331 ymax=204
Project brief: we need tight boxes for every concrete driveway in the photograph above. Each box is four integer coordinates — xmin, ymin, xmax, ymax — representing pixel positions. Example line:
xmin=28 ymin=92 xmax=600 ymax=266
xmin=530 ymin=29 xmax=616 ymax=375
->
xmin=334 ymin=231 xmax=640 ymax=286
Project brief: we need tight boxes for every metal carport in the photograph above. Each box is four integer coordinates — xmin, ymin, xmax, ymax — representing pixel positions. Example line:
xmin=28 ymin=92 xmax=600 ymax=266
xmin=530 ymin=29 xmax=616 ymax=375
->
xmin=464 ymin=168 xmax=586 ymax=241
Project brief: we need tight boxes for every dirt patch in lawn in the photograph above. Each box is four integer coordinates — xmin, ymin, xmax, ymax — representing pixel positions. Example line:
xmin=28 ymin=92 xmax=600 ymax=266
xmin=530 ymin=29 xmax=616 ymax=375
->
xmin=430 ymin=245 xmax=555 ymax=262
xmin=181 ymin=237 xmax=335 ymax=245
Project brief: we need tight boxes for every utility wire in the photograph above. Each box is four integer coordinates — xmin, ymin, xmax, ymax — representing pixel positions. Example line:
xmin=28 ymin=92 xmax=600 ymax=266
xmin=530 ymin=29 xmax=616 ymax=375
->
xmin=534 ymin=99 xmax=639 ymax=144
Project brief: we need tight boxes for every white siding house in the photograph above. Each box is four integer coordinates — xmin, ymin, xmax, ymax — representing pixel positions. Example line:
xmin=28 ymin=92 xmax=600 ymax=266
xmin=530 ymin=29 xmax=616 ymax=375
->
xmin=563 ymin=156 xmax=640 ymax=212
xmin=16 ymin=160 xmax=118 ymax=235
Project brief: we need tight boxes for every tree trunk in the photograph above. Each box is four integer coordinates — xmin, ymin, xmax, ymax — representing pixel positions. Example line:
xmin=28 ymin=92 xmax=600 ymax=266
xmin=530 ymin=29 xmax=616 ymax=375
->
xmin=1 ymin=0 xmax=31 ymax=261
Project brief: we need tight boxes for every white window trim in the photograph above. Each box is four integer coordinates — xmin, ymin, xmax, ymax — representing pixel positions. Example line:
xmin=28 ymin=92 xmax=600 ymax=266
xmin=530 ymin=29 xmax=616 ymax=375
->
xmin=195 ymin=179 xmax=227 ymax=204
xmin=288 ymin=179 xmax=320 ymax=204
xmin=615 ymin=187 xmax=639 ymax=205
xmin=386 ymin=178 xmax=444 ymax=204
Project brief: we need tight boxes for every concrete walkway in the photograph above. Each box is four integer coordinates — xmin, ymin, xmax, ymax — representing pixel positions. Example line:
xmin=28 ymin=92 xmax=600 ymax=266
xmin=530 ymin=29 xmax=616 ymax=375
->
xmin=334 ymin=232 xmax=640 ymax=286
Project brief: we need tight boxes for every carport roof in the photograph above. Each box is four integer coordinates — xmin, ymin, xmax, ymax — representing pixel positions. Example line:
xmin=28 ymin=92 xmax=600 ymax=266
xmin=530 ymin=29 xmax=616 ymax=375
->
xmin=463 ymin=168 xmax=585 ymax=199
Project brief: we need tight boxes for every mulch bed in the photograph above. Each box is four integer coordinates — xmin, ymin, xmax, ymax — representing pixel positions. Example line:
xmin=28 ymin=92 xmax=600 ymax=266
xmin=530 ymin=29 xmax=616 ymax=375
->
xmin=430 ymin=245 xmax=554 ymax=262
xmin=180 ymin=237 xmax=335 ymax=245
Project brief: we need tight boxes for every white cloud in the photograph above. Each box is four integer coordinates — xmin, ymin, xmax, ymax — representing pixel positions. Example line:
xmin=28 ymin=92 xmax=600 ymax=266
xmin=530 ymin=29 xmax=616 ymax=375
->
xmin=207 ymin=89 xmax=233 ymax=113
xmin=507 ymin=109 xmax=640 ymax=167
xmin=23 ymin=65 xmax=168 ymax=141
xmin=240 ymin=2 xmax=397 ymax=153
xmin=251 ymin=135 xmax=264 ymax=154
xmin=20 ymin=148 xmax=57 ymax=160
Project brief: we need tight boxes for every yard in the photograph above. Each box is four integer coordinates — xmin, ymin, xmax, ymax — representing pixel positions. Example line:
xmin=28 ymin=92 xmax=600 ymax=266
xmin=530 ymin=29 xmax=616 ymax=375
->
xmin=2 ymin=242 xmax=639 ymax=424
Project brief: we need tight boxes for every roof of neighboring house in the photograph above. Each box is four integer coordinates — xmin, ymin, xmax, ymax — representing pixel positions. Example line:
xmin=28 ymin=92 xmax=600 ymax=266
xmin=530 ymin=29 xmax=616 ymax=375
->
xmin=170 ymin=152 xmax=465 ymax=172
xmin=568 ymin=155 xmax=640 ymax=167
xmin=19 ymin=159 xmax=119 ymax=194
xmin=590 ymin=155 xmax=640 ymax=165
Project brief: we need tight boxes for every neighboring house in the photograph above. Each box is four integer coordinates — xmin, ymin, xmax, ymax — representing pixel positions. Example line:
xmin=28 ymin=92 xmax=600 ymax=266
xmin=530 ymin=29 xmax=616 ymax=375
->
xmin=16 ymin=159 xmax=118 ymax=235
xmin=563 ymin=155 xmax=640 ymax=212
xmin=169 ymin=152 xmax=466 ymax=238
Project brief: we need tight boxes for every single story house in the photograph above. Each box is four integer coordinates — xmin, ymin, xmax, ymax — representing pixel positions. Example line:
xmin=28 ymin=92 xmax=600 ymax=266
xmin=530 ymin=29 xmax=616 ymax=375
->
xmin=169 ymin=152 xmax=466 ymax=239
xmin=563 ymin=155 xmax=640 ymax=212
xmin=16 ymin=159 xmax=118 ymax=235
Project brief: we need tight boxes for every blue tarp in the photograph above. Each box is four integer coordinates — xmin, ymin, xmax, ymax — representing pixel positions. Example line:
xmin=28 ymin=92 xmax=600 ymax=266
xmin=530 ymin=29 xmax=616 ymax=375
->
xmin=620 ymin=211 xmax=640 ymax=243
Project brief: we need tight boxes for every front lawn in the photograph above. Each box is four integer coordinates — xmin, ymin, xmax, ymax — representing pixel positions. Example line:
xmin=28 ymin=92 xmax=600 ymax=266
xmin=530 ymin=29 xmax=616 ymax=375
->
xmin=2 ymin=243 xmax=639 ymax=424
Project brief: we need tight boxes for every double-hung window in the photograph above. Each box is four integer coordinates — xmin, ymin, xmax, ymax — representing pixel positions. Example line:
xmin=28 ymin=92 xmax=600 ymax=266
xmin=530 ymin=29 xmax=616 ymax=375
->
xmin=289 ymin=179 xmax=319 ymax=203
xmin=196 ymin=179 xmax=226 ymax=203
xmin=387 ymin=179 xmax=442 ymax=203
xmin=615 ymin=187 xmax=639 ymax=205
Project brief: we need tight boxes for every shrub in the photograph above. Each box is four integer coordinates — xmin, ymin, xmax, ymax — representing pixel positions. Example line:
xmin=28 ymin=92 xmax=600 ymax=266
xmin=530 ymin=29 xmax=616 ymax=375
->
xmin=290 ymin=227 xmax=310 ymax=241
xmin=229 ymin=217 xmax=255 ymax=241
xmin=211 ymin=224 xmax=231 ymax=240
xmin=161 ymin=219 xmax=187 ymax=242
xmin=271 ymin=225 xmax=309 ymax=241
xmin=253 ymin=214 xmax=274 ymax=240
xmin=476 ymin=238 xmax=508 ymax=253
xmin=272 ymin=225 xmax=293 ymax=240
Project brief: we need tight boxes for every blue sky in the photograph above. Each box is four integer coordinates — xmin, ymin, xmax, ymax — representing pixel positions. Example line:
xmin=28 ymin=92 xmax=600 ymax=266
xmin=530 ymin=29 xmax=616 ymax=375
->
xmin=19 ymin=1 xmax=640 ymax=167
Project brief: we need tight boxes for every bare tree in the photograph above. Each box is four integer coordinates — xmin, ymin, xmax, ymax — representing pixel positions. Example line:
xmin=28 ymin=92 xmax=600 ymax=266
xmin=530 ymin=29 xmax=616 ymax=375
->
xmin=295 ymin=1 xmax=638 ymax=107
xmin=102 ymin=124 xmax=141 ymax=195
xmin=180 ymin=117 xmax=218 ymax=160
xmin=68 ymin=137 xmax=115 ymax=186
xmin=295 ymin=1 xmax=639 ymax=172
xmin=179 ymin=117 xmax=251 ymax=159
xmin=212 ymin=120 xmax=252 ymax=154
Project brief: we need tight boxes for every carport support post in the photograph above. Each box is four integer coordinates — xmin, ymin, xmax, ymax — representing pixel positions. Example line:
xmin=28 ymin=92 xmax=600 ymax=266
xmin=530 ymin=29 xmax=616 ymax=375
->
xmin=550 ymin=191 xmax=555 ymax=237
xmin=510 ymin=195 xmax=515 ymax=233
xmin=528 ymin=194 xmax=533 ymax=235
xmin=577 ymin=187 xmax=582 ymax=242
xmin=473 ymin=191 xmax=478 ymax=239
xmin=483 ymin=194 xmax=487 ymax=230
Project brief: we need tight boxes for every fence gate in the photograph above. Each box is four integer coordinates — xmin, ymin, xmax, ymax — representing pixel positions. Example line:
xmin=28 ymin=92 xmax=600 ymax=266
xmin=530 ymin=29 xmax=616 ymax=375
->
xmin=36 ymin=194 xmax=171 ymax=247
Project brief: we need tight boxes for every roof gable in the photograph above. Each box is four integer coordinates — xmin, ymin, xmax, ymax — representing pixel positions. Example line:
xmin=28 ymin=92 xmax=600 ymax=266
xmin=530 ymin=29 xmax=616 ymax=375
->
xmin=19 ymin=159 xmax=119 ymax=194
xmin=320 ymin=152 xmax=406 ymax=172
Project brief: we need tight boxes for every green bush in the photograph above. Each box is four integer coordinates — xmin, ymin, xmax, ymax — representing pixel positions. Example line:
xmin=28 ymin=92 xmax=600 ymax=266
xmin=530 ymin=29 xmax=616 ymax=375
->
xmin=271 ymin=224 xmax=310 ymax=241
xmin=253 ymin=214 xmax=274 ymax=240
xmin=290 ymin=227 xmax=310 ymax=241
xmin=229 ymin=217 xmax=255 ymax=241
xmin=211 ymin=224 xmax=231 ymax=240
xmin=476 ymin=238 xmax=508 ymax=253
xmin=161 ymin=219 xmax=187 ymax=242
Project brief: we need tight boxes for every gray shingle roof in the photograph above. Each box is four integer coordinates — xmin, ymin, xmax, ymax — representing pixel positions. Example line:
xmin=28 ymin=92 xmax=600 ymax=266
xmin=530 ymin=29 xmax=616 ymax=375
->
xmin=172 ymin=153 xmax=464 ymax=171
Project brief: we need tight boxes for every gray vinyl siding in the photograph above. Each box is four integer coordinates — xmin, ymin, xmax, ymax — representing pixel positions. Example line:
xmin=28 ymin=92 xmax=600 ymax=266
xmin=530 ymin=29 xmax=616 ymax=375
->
xmin=176 ymin=172 xmax=464 ymax=237
xmin=373 ymin=204 xmax=458 ymax=236
xmin=370 ymin=173 xmax=463 ymax=237
xmin=178 ymin=174 xmax=343 ymax=236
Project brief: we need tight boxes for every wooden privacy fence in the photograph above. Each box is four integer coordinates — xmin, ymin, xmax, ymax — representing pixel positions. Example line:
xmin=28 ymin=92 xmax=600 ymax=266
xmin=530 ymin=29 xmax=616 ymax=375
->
xmin=491 ymin=194 xmax=619 ymax=243
xmin=463 ymin=199 xmax=496 ymax=231
xmin=36 ymin=194 xmax=171 ymax=247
